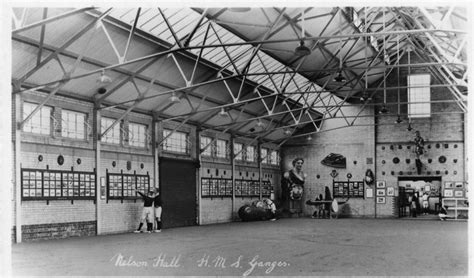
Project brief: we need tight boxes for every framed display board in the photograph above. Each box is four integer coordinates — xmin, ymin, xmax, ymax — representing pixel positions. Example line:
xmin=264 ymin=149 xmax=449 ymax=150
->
xmin=333 ymin=180 xmax=364 ymax=198
xmin=107 ymin=170 xmax=150 ymax=200
xmin=21 ymin=168 xmax=96 ymax=200
xmin=201 ymin=178 xmax=272 ymax=198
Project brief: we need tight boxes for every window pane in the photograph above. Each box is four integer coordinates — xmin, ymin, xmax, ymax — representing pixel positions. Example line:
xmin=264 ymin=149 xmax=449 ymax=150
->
xmin=101 ymin=117 xmax=121 ymax=144
xmin=163 ymin=129 xmax=188 ymax=154
xmin=216 ymin=139 xmax=228 ymax=158
xmin=234 ymin=143 xmax=243 ymax=160
xmin=129 ymin=122 xmax=147 ymax=147
xmin=245 ymin=145 xmax=255 ymax=162
xmin=270 ymin=150 xmax=279 ymax=165
xmin=62 ymin=109 xmax=86 ymax=140
xmin=408 ymin=74 xmax=431 ymax=118
xmin=23 ymin=102 xmax=51 ymax=135
xmin=201 ymin=136 xmax=212 ymax=157
xmin=261 ymin=148 xmax=268 ymax=164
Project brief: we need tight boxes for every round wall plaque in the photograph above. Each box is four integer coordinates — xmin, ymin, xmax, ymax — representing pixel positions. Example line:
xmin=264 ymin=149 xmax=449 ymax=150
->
xmin=57 ymin=155 xmax=64 ymax=165
xmin=438 ymin=156 xmax=447 ymax=163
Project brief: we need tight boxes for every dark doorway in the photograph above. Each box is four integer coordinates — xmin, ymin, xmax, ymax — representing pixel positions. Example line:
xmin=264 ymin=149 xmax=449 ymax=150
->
xmin=159 ymin=157 xmax=197 ymax=228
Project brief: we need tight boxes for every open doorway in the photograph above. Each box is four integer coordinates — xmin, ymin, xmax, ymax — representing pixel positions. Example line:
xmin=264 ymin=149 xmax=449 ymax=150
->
xmin=397 ymin=176 xmax=442 ymax=218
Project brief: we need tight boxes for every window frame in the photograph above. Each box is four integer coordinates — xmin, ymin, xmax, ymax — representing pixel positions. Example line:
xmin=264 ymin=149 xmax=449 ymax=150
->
xmin=200 ymin=136 xmax=213 ymax=157
xmin=245 ymin=145 xmax=256 ymax=162
xmin=260 ymin=147 xmax=269 ymax=164
xmin=215 ymin=138 xmax=228 ymax=159
xmin=407 ymin=74 xmax=431 ymax=118
xmin=233 ymin=142 xmax=243 ymax=161
xmin=270 ymin=150 xmax=280 ymax=166
xmin=162 ymin=129 xmax=190 ymax=154
xmin=101 ymin=117 xmax=121 ymax=145
xmin=22 ymin=102 xmax=52 ymax=135
xmin=128 ymin=122 xmax=148 ymax=148
xmin=61 ymin=109 xmax=87 ymax=140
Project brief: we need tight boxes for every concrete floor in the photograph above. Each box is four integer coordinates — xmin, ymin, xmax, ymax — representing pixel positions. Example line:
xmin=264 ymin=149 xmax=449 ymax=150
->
xmin=12 ymin=218 xmax=468 ymax=276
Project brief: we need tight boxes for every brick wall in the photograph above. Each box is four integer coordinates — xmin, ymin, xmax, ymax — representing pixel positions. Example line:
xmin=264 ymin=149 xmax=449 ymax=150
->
xmin=199 ymin=160 xmax=280 ymax=224
xmin=282 ymin=104 xmax=376 ymax=217
xmin=373 ymin=54 xmax=466 ymax=217
xmin=13 ymin=221 xmax=96 ymax=242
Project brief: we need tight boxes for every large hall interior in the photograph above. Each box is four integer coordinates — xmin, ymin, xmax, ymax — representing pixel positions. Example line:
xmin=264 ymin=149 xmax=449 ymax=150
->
xmin=3 ymin=3 xmax=471 ymax=277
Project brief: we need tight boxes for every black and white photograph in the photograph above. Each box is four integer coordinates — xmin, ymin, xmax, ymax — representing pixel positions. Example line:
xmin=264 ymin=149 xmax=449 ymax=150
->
xmin=1 ymin=0 xmax=472 ymax=277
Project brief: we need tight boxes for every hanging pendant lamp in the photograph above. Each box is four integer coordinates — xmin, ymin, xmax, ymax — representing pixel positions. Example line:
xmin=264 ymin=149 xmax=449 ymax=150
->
xmin=294 ymin=10 xmax=311 ymax=56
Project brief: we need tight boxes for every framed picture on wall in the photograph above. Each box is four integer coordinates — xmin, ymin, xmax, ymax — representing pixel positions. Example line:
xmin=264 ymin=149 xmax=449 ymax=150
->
xmin=454 ymin=190 xmax=464 ymax=197
xmin=387 ymin=187 xmax=395 ymax=196
xmin=455 ymin=182 xmax=464 ymax=188
xmin=376 ymin=197 xmax=386 ymax=204
xmin=444 ymin=189 xmax=453 ymax=197
xmin=376 ymin=189 xmax=385 ymax=196
xmin=376 ymin=181 xmax=386 ymax=188
xmin=444 ymin=182 xmax=453 ymax=189
xmin=366 ymin=188 xmax=373 ymax=198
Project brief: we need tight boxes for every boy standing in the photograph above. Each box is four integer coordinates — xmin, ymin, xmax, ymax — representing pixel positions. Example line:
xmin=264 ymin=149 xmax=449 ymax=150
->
xmin=134 ymin=188 xmax=156 ymax=233
xmin=154 ymin=191 xmax=163 ymax=232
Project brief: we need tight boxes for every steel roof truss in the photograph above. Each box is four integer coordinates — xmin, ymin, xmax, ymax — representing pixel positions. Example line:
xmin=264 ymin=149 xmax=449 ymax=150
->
xmin=21 ymin=23 xmax=99 ymax=129
xmin=169 ymin=53 xmax=192 ymax=86
xmin=190 ymin=23 xmax=211 ymax=85
xmin=36 ymin=8 xmax=48 ymax=66
xmin=18 ymin=8 xmax=112 ymax=86
xmin=209 ymin=22 xmax=241 ymax=75
xmin=158 ymin=8 xmax=183 ymax=48
xmin=98 ymin=21 xmax=122 ymax=62
xmin=13 ymin=7 xmax=95 ymax=34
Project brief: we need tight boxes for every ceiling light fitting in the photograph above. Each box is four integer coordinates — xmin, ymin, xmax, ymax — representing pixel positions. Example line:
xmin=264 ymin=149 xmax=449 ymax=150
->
xmin=294 ymin=11 xmax=311 ymax=56
xmin=218 ymin=107 xmax=229 ymax=117
xmin=228 ymin=7 xmax=251 ymax=12
xmin=379 ymin=105 xmax=388 ymax=114
xmin=407 ymin=122 xmax=413 ymax=131
xmin=333 ymin=71 xmax=346 ymax=83
xmin=97 ymin=70 xmax=112 ymax=84
xmin=295 ymin=40 xmax=311 ymax=56
xmin=169 ymin=92 xmax=180 ymax=104
xmin=256 ymin=120 xmax=265 ymax=128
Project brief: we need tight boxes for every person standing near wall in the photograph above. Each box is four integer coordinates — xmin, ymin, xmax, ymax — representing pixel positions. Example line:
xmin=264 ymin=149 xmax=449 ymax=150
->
xmin=134 ymin=189 xmax=156 ymax=233
xmin=422 ymin=191 xmax=430 ymax=215
xmin=154 ymin=190 xmax=163 ymax=232
xmin=281 ymin=158 xmax=306 ymax=216
xmin=410 ymin=192 xmax=419 ymax=218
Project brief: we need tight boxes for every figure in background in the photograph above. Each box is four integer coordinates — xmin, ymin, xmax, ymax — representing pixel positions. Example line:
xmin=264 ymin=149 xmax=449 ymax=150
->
xmin=134 ymin=188 xmax=156 ymax=233
xmin=422 ymin=191 xmax=430 ymax=215
xmin=154 ymin=190 xmax=163 ymax=232
xmin=281 ymin=157 xmax=306 ymax=215
xmin=438 ymin=204 xmax=448 ymax=221
xmin=323 ymin=186 xmax=333 ymax=219
xmin=410 ymin=192 xmax=419 ymax=217
xmin=414 ymin=131 xmax=425 ymax=174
